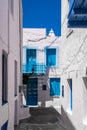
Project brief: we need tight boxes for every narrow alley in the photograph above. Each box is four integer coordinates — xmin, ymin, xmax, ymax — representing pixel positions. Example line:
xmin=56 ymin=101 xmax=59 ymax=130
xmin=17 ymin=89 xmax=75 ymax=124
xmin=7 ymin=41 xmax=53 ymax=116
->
xmin=15 ymin=107 xmax=68 ymax=130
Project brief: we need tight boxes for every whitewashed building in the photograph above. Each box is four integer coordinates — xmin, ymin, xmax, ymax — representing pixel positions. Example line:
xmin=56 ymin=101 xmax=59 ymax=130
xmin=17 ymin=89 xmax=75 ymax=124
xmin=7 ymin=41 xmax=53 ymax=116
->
xmin=22 ymin=28 xmax=61 ymax=113
xmin=61 ymin=0 xmax=87 ymax=130
xmin=0 ymin=0 xmax=23 ymax=130
xmin=22 ymin=1 xmax=87 ymax=130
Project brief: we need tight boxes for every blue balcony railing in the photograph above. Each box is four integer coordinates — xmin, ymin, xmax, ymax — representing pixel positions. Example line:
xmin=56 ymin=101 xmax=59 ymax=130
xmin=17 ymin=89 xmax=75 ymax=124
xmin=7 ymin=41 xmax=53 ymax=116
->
xmin=68 ymin=0 xmax=87 ymax=27
xmin=22 ymin=63 xmax=47 ymax=74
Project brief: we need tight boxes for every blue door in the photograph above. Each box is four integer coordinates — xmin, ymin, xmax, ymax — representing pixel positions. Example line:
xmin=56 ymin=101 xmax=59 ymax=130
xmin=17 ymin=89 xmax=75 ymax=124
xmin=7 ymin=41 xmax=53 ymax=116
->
xmin=26 ymin=78 xmax=38 ymax=106
xmin=26 ymin=49 xmax=36 ymax=73
xmin=46 ymin=48 xmax=56 ymax=67
xmin=1 ymin=121 xmax=8 ymax=130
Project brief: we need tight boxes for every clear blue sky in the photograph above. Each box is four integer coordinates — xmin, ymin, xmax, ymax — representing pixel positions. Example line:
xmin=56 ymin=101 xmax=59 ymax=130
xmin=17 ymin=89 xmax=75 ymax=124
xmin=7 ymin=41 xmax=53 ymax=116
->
xmin=22 ymin=0 xmax=61 ymax=36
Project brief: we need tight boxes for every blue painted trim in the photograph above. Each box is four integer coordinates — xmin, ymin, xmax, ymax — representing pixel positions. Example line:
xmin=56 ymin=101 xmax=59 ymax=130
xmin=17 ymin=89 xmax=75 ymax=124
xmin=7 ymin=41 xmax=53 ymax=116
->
xmin=70 ymin=79 xmax=72 ymax=111
xmin=68 ymin=0 xmax=76 ymax=18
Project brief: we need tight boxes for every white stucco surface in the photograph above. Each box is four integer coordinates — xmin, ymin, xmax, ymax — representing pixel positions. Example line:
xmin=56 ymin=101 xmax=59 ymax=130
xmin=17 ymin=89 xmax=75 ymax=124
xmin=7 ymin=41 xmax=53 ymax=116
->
xmin=0 ymin=0 xmax=23 ymax=130
xmin=61 ymin=0 xmax=87 ymax=130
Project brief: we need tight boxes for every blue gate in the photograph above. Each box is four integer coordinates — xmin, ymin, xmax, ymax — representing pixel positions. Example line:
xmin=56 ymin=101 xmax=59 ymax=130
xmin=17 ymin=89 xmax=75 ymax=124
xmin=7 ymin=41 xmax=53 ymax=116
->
xmin=26 ymin=78 xmax=38 ymax=106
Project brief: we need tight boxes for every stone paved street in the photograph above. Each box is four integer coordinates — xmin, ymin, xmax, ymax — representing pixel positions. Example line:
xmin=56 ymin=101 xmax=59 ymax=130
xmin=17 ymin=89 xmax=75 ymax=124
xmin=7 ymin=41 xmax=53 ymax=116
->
xmin=15 ymin=107 xmax=69 ymax=130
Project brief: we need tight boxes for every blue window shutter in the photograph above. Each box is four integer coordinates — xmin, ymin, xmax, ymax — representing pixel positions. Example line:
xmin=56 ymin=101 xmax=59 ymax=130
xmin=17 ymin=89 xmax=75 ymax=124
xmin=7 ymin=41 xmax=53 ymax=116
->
xmin=50 ymin=78 xmax=60 ymax=96
xmin=27 ymin=49 xmax=36 ymax=72
xmin=46 ymin=49 xmax=56 ymax=67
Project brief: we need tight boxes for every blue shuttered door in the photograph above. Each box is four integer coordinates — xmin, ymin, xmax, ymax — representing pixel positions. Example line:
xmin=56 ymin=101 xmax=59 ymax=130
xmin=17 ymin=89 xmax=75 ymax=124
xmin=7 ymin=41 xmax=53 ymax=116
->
xmin=50 ymin=78 xmax=60 ymax=96
xmin=46 ymin=49 xmax=56 ymax=67
xmin=26 ymin=78 xmax=38 ymax=106
xmin=26 ymin=49 xmax=36 ymax=73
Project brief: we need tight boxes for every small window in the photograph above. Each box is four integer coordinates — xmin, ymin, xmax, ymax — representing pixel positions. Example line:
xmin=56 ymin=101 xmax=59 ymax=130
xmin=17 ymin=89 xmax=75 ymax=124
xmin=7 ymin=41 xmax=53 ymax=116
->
xmin=2 ymin=51 xmax=8 ymax=105
xmin=62 ymin=85 xmax=64 ymax=97
xmin=42 ymin=85 xmax=46 ymax=90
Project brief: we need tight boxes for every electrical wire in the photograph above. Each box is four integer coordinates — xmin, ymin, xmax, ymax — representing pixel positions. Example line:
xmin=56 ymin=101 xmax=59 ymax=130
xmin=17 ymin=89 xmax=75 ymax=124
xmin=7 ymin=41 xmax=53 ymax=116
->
xmin=61 ymin=35 xmax=87 ymax=75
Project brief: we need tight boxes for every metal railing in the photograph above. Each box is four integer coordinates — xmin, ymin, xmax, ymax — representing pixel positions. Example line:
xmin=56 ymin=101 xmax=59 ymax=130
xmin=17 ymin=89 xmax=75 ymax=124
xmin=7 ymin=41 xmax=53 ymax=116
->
xmin=22 ymin=63 xmax=46 ymax=74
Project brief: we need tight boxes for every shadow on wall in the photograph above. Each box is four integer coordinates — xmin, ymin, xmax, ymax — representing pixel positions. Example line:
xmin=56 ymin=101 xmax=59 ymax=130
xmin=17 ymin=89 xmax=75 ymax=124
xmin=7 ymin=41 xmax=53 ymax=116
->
xmin=83 ymin=77 xmax=87 ymax=89
xmin=38 ymin=86 xmax=53 ymax=107
xmin=38 ymin=68 xmax=61 ymax=107
xmin=61 ymin=105 xmax=76 ymax=130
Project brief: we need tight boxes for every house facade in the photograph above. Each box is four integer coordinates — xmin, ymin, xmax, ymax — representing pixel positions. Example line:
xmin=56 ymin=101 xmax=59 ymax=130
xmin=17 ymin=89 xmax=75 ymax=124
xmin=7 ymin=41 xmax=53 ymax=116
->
xmin=22 ymin=0 xmax=87 ymax=130
xmin=0 ymin=0 xmax=23 ymax=130
xmin=22 ymin=28 xmax=61 ymax=113
xmin=61 ymin=0 xmax=87 ymax=130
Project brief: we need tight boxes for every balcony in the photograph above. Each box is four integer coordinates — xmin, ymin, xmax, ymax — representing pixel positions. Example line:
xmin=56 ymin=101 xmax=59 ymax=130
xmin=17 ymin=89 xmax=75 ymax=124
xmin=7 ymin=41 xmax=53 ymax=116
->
xmin=68 ymin=0 xmax=87 ymax=27
xmin=22 ymin=63 xmax=47 ymax=75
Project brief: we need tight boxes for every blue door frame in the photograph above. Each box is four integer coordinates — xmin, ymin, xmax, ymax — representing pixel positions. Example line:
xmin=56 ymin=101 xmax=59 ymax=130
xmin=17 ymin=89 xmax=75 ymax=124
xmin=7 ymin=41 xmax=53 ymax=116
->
xmin=70 ymin=79 xmax=72 ymax=110
xmin=26 ymin=78 xmax=38 ymax=106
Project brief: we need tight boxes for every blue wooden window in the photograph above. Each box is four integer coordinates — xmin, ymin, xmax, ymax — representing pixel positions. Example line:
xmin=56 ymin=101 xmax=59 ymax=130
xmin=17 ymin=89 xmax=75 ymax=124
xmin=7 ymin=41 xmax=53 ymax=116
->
xmin=1 ymin=121 xmax=8 ymax=130
xmin=46 ymin=48 xmax=56 ymax=67
xmin=26 ymin=49 xmax=36 ymax=73
xmin=50 ymin=78 xmax=60 ymax=96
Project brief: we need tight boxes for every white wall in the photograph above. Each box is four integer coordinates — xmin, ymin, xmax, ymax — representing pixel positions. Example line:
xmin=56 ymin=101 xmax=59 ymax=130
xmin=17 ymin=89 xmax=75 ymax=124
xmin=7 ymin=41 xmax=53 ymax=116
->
xmin=0 ymin=0 xmax=22 ymax=130
xmin=0 ymin=0 xmax=9 ymax=128
xmin=61 ymin=0 xmax=87 ymax=129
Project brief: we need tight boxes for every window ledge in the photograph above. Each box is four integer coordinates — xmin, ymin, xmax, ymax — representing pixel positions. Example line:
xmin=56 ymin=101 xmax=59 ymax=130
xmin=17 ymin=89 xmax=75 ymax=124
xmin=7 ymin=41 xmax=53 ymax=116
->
xmin=50 ymin=95 xmax=60 ymax=98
